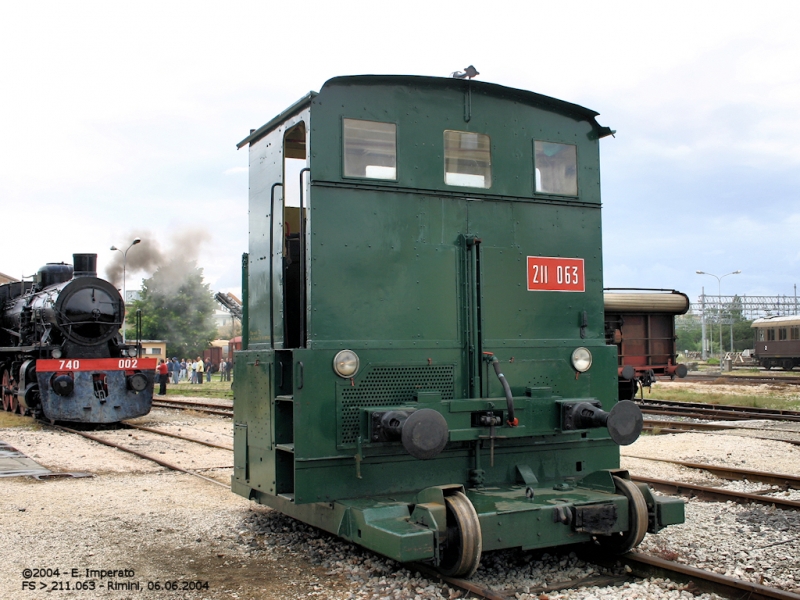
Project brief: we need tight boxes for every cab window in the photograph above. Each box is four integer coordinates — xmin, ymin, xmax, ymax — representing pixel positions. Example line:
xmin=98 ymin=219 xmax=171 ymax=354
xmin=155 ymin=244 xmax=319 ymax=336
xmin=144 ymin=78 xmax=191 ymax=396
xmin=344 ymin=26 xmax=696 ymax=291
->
xmin=767 ymin=329 xmax=776 ymax=341
xmin=534 ymin=141 xmax=577 ymax=195
xmin=444 ymin=131 xmax=491 ymax=188
xmin=343 ymin=119 xmax=397 ymax=180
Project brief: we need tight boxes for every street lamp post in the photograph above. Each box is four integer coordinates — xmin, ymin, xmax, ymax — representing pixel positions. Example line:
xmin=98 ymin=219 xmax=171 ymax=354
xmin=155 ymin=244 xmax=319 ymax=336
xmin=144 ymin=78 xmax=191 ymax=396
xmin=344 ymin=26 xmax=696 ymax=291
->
xmin=696 ymin=269 xmax=741 ymax=365
xmin=111 ymin=238 xmax=141 ymax=343
xmin=700 ymin=287 xmax=707 ymax=360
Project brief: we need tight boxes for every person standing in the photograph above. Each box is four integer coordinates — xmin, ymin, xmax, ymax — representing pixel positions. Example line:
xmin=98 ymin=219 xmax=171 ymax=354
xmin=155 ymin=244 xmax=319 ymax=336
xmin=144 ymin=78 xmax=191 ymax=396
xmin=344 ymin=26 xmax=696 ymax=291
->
xmin=179 ymin=358 xmax=187 ymax=383
xmin=171 ymin=357 xmax=180 ymax=384
xmin=205 ymin=358 xmax=212 ymax=382
xmin=196 ymin=356 xmax=204 ymax=384
xmin=157 ymin=359 xmax=169 ymax=396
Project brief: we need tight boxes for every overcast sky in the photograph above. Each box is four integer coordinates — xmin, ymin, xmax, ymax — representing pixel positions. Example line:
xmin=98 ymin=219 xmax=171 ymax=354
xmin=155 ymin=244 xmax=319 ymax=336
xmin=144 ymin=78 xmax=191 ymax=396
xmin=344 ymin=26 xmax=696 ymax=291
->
xmin=2 ymin=1 xmax=799 ymax=306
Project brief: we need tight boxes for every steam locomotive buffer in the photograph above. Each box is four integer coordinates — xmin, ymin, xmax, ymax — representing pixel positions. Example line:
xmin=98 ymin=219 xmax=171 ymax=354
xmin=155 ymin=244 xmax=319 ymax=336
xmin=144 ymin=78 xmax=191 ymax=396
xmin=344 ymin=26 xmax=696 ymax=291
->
xmin=0 ymin=253 xmax=155 ymax=423
xmin=231 ymin=75 xmax=685 ymax=577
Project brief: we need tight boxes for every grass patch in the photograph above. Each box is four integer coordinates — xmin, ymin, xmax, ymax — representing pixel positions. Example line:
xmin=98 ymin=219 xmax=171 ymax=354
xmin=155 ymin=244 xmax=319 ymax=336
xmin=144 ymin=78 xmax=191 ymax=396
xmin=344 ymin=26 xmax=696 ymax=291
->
xmin=0 ymin=411 xmax=40 ymax=429
xmin=646 ymin=387 xmax=800 ymax=411
xmin=163 ymin=380 xmax=233 ymax=400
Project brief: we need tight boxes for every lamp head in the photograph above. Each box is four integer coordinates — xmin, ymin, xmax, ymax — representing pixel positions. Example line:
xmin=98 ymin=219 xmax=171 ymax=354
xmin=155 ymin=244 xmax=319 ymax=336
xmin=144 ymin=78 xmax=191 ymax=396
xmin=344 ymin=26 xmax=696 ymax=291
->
xmin=696 ymin=270 xmax=704 ymax=274
xmin=733 ymin=270 xmax=741 ymax=274
xmin=132 ymin=238 xmax=141 ymax=245
xmin=110 ymin=246 xmax=118 ymax=251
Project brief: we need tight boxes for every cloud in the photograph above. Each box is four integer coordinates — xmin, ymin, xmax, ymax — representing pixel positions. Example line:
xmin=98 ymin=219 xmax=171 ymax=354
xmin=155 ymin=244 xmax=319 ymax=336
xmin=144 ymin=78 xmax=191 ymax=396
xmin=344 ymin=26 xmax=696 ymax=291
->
xmin=3 ymin=0 xmax=800 ymax=307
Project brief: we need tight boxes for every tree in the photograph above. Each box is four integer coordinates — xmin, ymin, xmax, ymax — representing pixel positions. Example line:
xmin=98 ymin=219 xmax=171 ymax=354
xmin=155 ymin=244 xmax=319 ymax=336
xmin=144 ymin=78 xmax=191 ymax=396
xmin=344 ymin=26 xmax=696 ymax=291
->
xmin=676 ymin=313 xmax=703 ymax=353
xmin=676 ymin=300 xmax=755 ymax=355
xmin=127 ymin=259 xmax=218 ymax=358
xmin=727 ymin=295 xmax=756 ymax=351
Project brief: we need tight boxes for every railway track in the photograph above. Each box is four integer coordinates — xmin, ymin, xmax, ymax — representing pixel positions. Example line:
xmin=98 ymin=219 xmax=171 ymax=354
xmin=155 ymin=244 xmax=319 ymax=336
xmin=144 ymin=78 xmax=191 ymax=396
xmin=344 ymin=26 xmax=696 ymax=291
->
xmin=643 ymin=418 xmax=800 ymax=446
xmin=685 ymin=372 xmax=800 ymax=385
xmin=39 ymin=411 xmax=800 ymax=599
xmin=627 ymin=454 xmax=800 ymax=489
xmin=46 ymin=418 xmax=233 ymax=488
xmin=617 ymin=552 xmax=800 ymax=600
xmin=421 ymin=550 xmax=800 ymax=600
xmin=637 ymin=397 xmax=800 ymax=422
xmin=155 ymin=394 xmax=800 ymax=423
xmin=120 ymin=421 xmax=233 ymax=450
xmin=630 ymin=475 xmax=800 ymax=511
xmin=152 ymin=396 xmax=234 ymax=417
xmin=414 ymin=563 xmax=628 ymax=600
xmin=148 ymin=395 xmax=800 ymax=511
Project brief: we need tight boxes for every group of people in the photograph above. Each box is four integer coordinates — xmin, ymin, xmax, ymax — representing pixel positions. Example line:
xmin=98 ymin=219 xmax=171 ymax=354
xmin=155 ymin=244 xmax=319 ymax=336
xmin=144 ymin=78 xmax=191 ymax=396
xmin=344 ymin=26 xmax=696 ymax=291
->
xmin=155 ymin=356 xmax=233 ymax=395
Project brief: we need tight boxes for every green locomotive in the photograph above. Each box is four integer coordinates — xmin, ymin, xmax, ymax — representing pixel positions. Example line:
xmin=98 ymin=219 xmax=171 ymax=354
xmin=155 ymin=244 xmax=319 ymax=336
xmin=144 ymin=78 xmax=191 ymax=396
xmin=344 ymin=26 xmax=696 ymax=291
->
xmin=232 ymin=75 xmax=684 ymax=577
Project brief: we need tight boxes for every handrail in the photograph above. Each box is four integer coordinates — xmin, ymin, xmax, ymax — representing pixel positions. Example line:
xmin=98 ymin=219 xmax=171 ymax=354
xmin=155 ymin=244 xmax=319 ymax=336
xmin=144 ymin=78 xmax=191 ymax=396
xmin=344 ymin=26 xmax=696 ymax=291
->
xmin=298 ymin=168 xmax=310 ymax=348
xmin=269 ymin=182 xmax=283 ymax=350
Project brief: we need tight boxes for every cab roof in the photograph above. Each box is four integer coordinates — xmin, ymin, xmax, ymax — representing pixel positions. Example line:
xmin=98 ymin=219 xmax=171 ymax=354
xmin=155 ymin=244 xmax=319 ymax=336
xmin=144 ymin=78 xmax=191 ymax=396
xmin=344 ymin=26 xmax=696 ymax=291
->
xmin=237 ymin=75 xmax=613 ymax=149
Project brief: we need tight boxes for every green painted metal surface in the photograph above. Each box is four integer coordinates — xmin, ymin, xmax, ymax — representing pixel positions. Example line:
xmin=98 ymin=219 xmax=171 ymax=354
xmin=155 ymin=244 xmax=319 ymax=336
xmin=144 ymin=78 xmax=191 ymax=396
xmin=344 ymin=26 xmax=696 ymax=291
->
xmin=655 ymin=496 xmax=686 ymax=528
xmin=231 ymin=74 xmax=683 ymax=570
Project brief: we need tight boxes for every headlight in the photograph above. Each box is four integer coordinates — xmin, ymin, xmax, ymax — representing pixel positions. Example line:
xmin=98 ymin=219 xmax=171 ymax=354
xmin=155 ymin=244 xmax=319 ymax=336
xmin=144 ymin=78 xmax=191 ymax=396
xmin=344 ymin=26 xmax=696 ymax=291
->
xmin=333 ymin=350 xmax=359 ymax=378
xmin=571 ymin=347 xmax=592 ymax=372
xmin=51 ymin=348 xmax=62 ymax=359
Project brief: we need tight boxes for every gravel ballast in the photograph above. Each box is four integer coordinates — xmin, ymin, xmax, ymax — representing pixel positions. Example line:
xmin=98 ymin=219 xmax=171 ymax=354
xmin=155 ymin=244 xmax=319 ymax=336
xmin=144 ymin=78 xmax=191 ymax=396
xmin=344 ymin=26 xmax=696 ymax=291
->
xmin=2 ymin=406 xmax=799 ymax=599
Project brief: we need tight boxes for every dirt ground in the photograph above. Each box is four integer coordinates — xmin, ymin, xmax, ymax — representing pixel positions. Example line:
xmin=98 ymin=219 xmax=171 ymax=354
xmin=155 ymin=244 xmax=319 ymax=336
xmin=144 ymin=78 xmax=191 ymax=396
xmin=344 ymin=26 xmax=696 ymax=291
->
xmin=0 ymin=410 xmax=354 ymax=600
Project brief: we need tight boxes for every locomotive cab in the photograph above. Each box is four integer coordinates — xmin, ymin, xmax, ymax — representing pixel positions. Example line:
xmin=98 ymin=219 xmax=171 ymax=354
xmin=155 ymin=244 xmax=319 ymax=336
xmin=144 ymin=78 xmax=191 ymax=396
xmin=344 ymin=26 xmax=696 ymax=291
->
xmin=232 ymin=75 xmax=684 ymax=576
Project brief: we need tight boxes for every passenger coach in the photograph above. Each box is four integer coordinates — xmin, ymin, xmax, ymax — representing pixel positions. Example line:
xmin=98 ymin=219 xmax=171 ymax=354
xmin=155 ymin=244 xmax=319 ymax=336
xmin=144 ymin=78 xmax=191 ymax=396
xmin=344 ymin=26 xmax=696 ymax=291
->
xmin=753 ymin=316 xmax=800 ymax=370
xmin=232 ymin=75 xmax=684 ymax=577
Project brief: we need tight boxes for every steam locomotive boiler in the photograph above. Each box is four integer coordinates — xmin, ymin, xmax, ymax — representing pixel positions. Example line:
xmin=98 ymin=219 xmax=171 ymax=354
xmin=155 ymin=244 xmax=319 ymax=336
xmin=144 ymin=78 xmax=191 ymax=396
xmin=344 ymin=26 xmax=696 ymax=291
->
xmin=0 ymin=253 xmax=155 ymax=423
xmin=231 ymin=75 xmax=685 ymax=577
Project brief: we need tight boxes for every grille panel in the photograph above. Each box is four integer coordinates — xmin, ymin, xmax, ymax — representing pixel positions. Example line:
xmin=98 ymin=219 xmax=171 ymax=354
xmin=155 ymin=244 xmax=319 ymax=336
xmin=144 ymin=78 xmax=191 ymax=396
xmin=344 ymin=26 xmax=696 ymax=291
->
xmin=338 ymin=365 xmax=455 ymax=446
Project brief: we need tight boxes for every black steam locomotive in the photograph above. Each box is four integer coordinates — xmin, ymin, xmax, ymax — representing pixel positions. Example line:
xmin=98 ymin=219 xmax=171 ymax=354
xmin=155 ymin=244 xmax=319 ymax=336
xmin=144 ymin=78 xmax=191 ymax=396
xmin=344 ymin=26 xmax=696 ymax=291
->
xmin=0 ymin=253 xmax=155 ymax=423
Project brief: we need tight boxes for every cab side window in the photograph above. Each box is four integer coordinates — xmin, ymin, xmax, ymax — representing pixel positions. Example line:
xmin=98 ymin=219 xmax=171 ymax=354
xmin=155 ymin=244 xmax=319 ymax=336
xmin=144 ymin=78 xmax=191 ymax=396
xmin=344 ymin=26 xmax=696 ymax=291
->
xmin=343 ymin=119 xmax=397 ymax=180
xmin=534 ymin=141 xmax=577 ymax=196
xmin=444 ymin=130 xmax=491 ymax=189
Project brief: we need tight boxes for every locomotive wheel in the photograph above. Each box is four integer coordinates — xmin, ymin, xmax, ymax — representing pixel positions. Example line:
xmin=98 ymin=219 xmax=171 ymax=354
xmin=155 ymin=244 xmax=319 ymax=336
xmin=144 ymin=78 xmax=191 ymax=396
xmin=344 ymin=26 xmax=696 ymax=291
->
xmin=782 ymin=360 xmax=793 ymax=371
xmin=10 ymin=389 xmax=20 ymax=414
xmin=594 ymin=476 xmax=648 ymax=554
xmin=2 ymin=369 xmax=17 ymax=413
xmin=438 ymin=491 xmax=482 ymax=578
xmin=1 ymin=369 xmax=8 ymax=411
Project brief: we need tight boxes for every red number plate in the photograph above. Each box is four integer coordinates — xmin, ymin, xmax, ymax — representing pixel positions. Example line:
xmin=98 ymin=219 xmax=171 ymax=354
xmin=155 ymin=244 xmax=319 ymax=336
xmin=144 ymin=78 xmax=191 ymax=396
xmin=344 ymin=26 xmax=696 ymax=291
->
xmin=37 ymin=358 xmax=158 ymax=372
xmin=527 ymin=256 xmax=585 ymax=292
